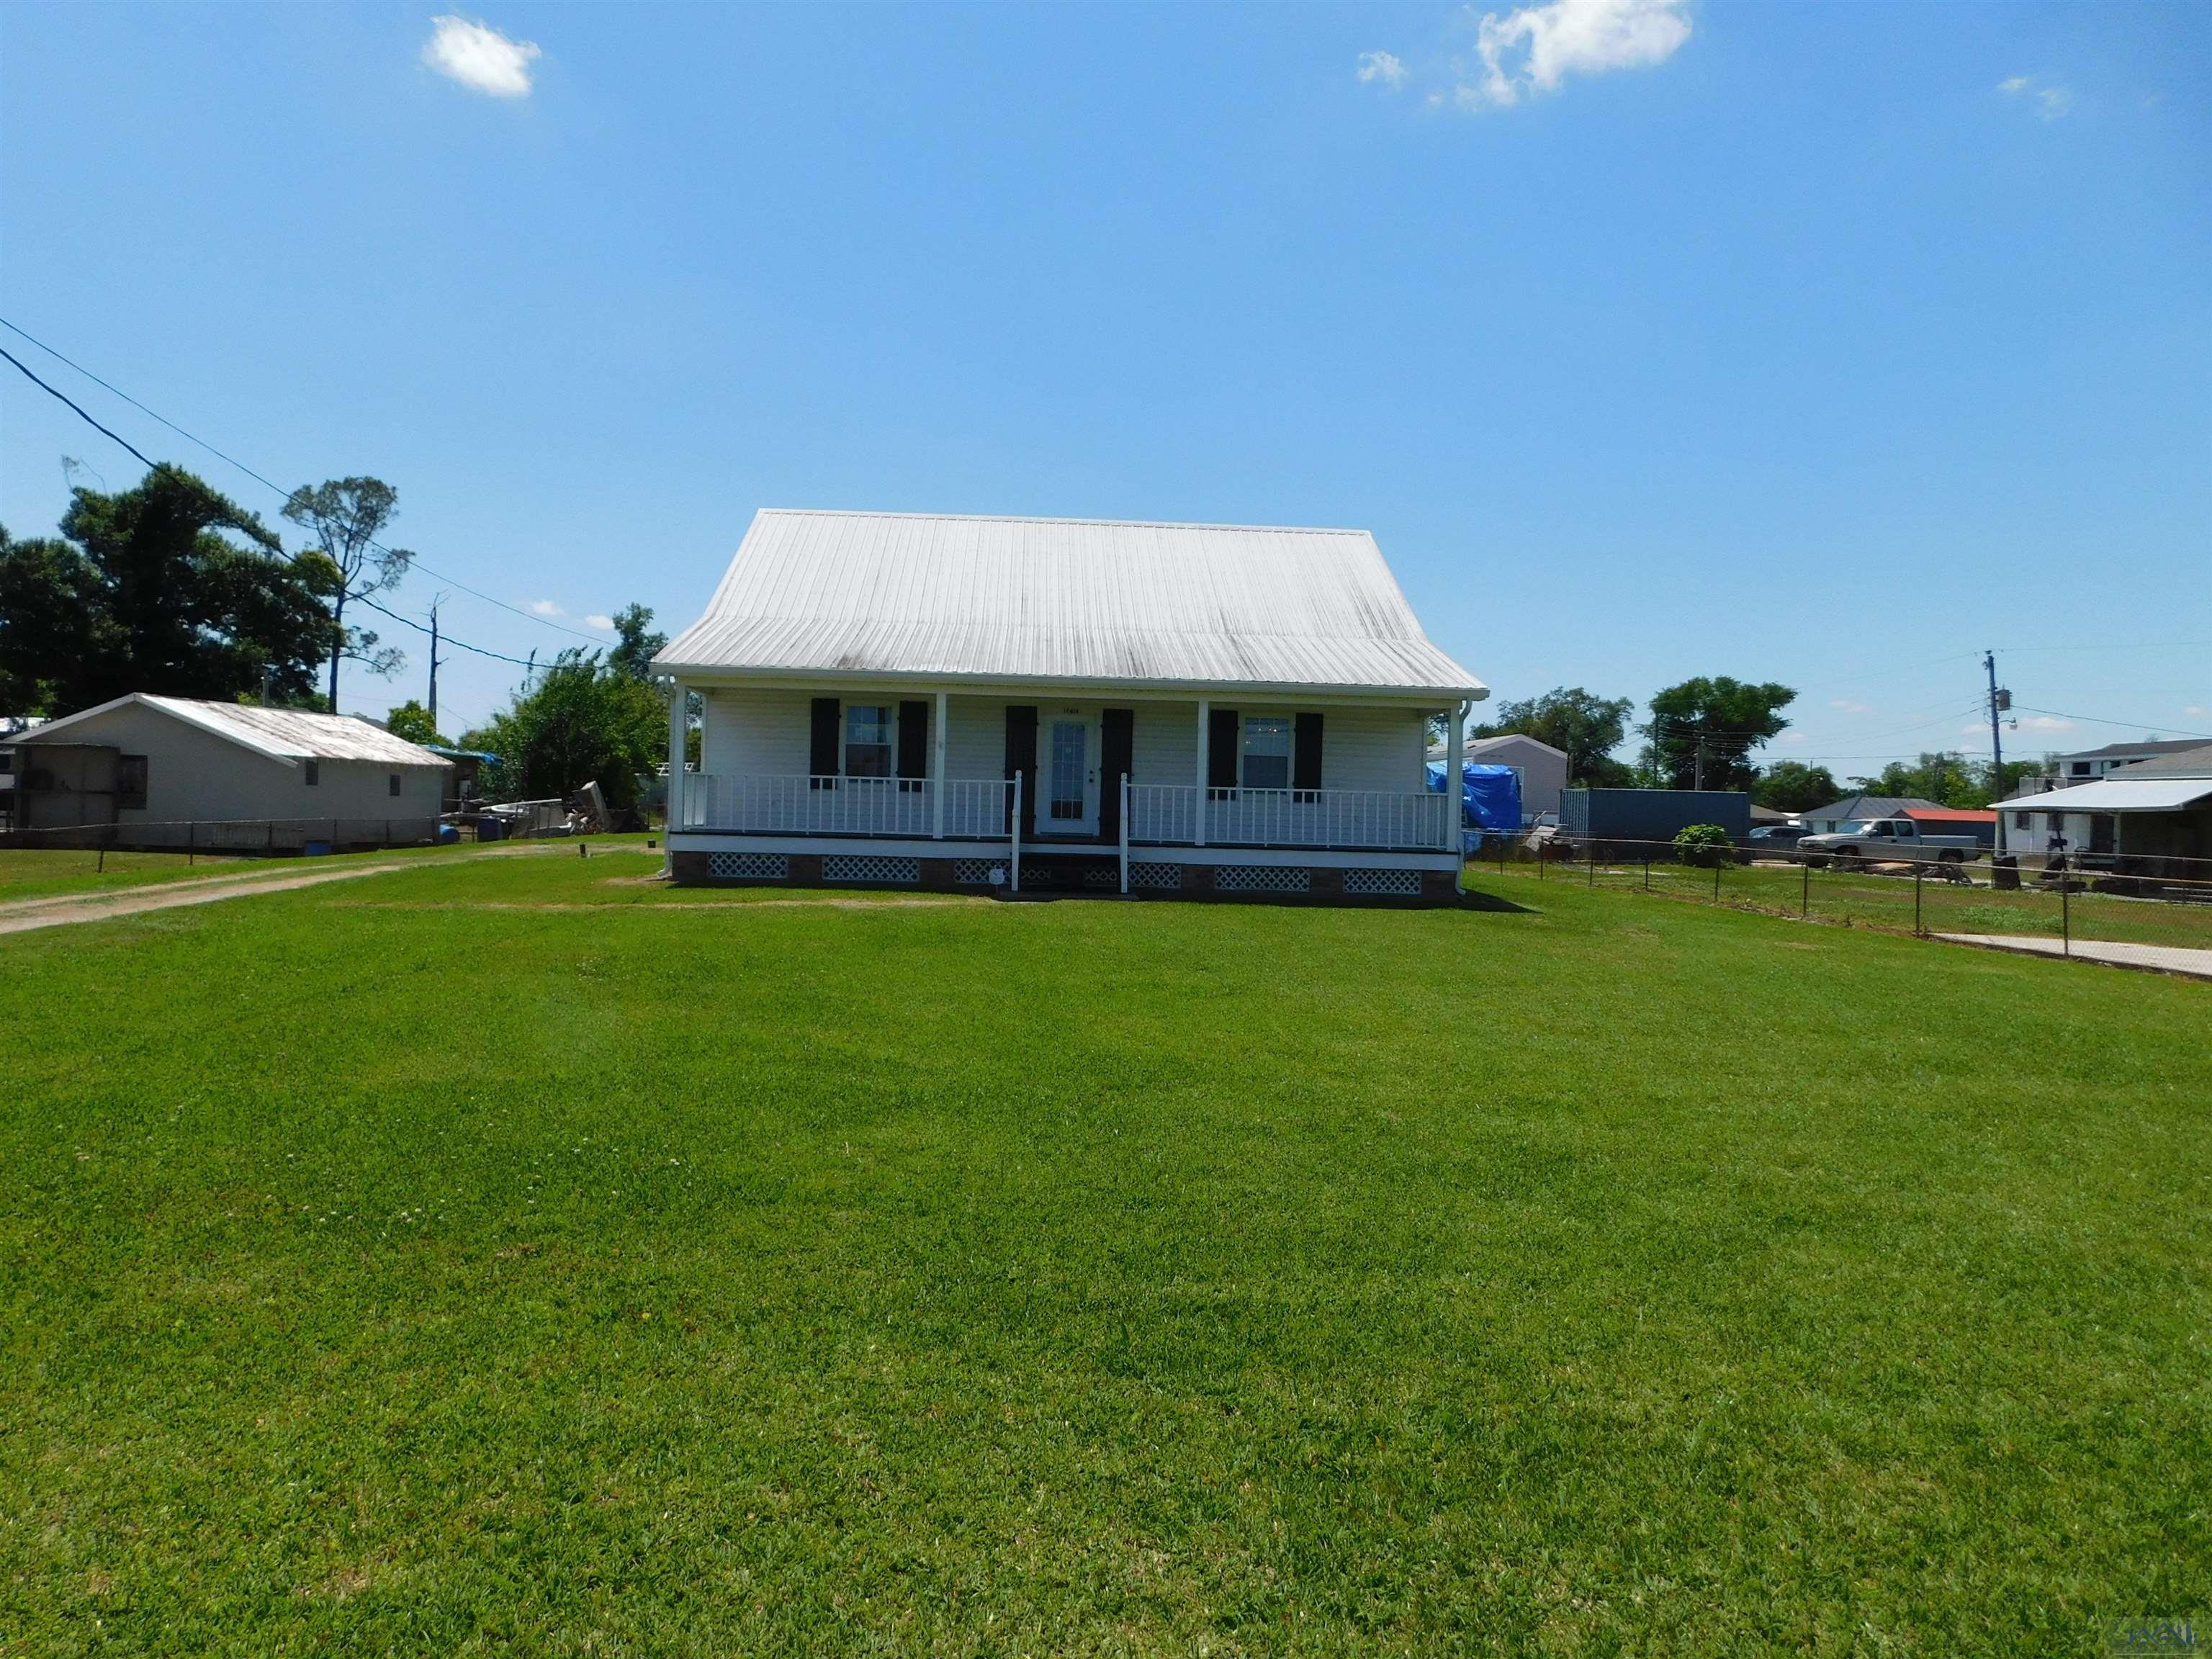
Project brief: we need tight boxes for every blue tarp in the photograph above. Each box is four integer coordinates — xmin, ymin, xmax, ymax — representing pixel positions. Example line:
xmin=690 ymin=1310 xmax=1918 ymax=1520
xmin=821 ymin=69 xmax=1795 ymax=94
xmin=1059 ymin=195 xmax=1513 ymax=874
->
xmin=1426 ymin=761 xmax=1524 ymax=855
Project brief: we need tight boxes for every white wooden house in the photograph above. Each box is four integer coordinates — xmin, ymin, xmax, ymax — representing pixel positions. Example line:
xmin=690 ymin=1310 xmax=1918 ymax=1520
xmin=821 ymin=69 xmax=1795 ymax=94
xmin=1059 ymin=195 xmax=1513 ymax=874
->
xmin=654 ymin=510 xmax=1488 ymax=901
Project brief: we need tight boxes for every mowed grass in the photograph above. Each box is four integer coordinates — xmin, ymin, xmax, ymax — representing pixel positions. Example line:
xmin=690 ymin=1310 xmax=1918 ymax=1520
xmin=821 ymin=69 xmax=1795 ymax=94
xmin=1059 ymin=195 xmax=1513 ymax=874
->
xmin=1 ymin=856 xmax=2206 ymax=1656
xmin=0 ymin=847 xmax=258 ymax=902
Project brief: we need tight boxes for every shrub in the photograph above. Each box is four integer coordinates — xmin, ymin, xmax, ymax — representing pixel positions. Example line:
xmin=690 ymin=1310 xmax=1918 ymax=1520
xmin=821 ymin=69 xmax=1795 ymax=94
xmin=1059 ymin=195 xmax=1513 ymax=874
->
xmin=1674 ymin=822 xmax=1734 ymax=868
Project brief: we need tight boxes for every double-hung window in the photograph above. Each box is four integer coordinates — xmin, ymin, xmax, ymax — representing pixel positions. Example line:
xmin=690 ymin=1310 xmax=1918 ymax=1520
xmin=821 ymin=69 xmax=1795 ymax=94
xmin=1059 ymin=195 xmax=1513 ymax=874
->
xmin=1241 ymin=716 xmax=1291 ymax=791
xmin=844 ymin=706 xmax=892 ymax=779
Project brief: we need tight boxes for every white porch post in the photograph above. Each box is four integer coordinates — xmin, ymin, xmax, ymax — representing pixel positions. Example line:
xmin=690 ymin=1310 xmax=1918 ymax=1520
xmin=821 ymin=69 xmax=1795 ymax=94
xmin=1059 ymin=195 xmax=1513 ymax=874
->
xmin=665 ymin=677 xmax=688 ymax=873
xmin=1195 ymin=697 xmax=1210 ymax=847
xmin=1010 ymin=773 xmax=1022 ymax=892
xmin=932 ymin=689 xmax=948 ymax=840
xmin=1446 ymin=701 xmax=1466 ymax=873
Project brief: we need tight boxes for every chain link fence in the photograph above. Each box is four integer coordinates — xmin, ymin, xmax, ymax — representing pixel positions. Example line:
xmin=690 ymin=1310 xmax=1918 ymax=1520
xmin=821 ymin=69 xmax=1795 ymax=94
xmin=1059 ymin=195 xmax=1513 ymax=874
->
xmin=1467 ymin=834 xmax=2212 ymax=970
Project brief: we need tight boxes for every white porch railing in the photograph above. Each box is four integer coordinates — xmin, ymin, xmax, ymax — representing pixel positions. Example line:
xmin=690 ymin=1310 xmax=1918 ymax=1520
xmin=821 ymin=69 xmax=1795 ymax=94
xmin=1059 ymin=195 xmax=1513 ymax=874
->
xmin=677 ymin=774 xmax=1013 ymax=839
xmin=1131 ymin=784 xmax=1450 ymax=850
xmin=675 ymin=774 xmax=1446 ymax=851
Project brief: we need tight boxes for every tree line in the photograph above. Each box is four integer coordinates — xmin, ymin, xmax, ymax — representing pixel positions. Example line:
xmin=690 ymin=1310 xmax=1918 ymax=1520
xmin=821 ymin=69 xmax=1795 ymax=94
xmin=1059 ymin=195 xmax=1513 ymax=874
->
xmin=1465 ymin=682 xmax=2029 ymax=811
xmin=0 ymin=462 xmax=672 ymax=815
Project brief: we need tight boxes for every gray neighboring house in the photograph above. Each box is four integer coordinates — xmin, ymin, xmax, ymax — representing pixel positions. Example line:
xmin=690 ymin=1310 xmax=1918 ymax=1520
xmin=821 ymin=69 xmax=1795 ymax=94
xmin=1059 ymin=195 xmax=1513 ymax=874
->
xmin=9 ymin=694 xmax=451 ymax=849
xmin=1424 ymin=732 xmax=1570 ymax=824
xmin=1799 ymin=793 xmax=1943 ymax=836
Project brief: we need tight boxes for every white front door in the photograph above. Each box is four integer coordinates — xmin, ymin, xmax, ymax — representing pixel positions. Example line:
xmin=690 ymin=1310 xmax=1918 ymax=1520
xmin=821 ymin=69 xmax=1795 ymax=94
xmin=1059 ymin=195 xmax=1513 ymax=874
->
xmin=1038 ymin=714 xmax=1099 ymax=837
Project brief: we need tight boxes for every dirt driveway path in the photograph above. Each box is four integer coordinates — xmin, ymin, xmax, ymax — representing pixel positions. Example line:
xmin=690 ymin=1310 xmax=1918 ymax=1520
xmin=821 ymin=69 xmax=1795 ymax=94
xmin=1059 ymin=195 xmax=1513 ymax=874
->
xmin=0 ymin=845 xmax=599 ymax=938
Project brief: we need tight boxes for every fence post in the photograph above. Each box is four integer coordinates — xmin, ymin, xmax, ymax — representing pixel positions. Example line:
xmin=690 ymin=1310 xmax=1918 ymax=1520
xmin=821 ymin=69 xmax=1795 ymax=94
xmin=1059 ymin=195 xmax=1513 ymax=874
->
xmin=98 ymin=846 xmax=105 ymax=873
xmin=1588 ymin=842 xmax=1596 ymax=889
xmin=1644 ymin=858 xmax=1650 ymax=891
xmin=2062 ymin=873 xmax=2070 ymax=958
xmin=1801 ymin=858 xmax=1809 ymax=917
xmin=266 ymin=819 xmax=275 ymax=854
xmin=1914 ymin=863 xmax=1923 ymax=935
xmin=187 ymin=821 xmax=195 ymax=866
xmin=1712 ymin=859 xmax=1720 ymax=903
xmin=385 ymin=818 xmax=392 ymax=848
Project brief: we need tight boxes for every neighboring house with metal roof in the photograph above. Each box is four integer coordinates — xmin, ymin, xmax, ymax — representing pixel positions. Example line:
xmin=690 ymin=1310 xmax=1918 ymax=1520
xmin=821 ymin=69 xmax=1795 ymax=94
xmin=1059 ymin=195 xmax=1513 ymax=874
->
xmin=8 ymin=694 xmax=451 ymax=848
xmin=654 ymin=508 xmax=1489 ymax=902
xmin=1998 ymin=742 xmax=2212 ymax=867
xmin=1799 ymin=793 xmax=1944 ymax=835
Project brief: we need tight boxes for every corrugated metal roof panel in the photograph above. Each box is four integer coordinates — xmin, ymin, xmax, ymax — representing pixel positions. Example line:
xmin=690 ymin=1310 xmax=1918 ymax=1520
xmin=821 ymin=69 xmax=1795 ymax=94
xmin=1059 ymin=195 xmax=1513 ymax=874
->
xmin=12 ymin=695 xmax=452 ymax=765
xmin=655 ymin=510 xmax=1486 ymax=698
xmin=2003 ymin=778 xmax=2212 ymax=812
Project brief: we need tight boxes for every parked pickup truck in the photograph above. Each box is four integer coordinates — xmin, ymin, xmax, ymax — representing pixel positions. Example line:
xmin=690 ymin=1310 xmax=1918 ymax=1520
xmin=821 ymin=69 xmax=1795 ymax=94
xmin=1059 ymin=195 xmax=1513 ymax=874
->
xmin=1797 ymin=817 xmax=1981 ymax=869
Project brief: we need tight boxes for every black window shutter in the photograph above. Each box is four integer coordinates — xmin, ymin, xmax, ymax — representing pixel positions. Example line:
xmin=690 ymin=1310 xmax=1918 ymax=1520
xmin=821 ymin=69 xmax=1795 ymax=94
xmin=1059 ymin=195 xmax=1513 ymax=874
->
xmin=1004 ymin=706 xmax=1038 ymax=834
xmin=896 ymin=700 xmax=929 ymax=791
xmin=1208 ymin=708 xmax=1239 ymax=791
xmin=1293 ymin=712 xmax=1323 ymax=796
xmin=1100 ymin=709 xmax=1134 ymax=842
xmin=809 ymin=697 xmax=839 ymax=789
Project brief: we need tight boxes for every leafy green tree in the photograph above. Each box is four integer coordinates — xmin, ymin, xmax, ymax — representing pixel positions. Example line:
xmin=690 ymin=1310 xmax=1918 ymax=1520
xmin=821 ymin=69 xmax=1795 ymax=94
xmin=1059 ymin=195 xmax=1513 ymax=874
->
xmin=0 ymin=467 xmax=336 ymax=716
xmin=385 ymin=699 xmax=447 ymax=747
xmin=1470 ymin=687 xmax=1636 ymax=784
xmin=607 ymin=603 xmax=668 ymax=683
xmin=1753 ymin=760 xmax=1840 ymax=814
xmin=282 ymin=477 xmax=413 ymax=712
xmin=469 ymin=649 xmax=665 ymax=812
xmin=1848 ymin=750 xmax=2023 ymax=809
xmin=1642 ymin=677 xmax=1797 ymax=792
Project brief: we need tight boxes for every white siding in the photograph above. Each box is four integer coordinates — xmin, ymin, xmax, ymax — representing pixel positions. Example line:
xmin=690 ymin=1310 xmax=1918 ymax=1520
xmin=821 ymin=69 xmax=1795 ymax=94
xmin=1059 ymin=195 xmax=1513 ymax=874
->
xmin=695 ymin=690 xmax=1426 ymax=793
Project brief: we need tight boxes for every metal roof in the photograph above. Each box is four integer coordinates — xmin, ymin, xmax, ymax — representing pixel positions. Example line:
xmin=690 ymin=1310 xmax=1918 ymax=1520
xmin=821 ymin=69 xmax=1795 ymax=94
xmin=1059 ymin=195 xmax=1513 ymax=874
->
xmin=2105 ymin=742 xmax=2212 ymax=778
xmin=655 ymin=509 xmax=1487 ymax=700
xmin=1803 ymin=794 xmax=1942 ymax=818
xmin=2004 ymin=777 xmax=2212 ymax=813
xmin=2054 ymin=738 xmax=2208 ymax=763
xmin=16 ymin=695 xmax=451 ymax=768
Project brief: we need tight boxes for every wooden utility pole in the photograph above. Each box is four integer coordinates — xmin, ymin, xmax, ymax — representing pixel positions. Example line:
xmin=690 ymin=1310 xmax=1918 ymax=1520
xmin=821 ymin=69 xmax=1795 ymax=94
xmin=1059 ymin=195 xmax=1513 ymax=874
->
xmin=1984 ymin=650 xmax=2007 ymax=801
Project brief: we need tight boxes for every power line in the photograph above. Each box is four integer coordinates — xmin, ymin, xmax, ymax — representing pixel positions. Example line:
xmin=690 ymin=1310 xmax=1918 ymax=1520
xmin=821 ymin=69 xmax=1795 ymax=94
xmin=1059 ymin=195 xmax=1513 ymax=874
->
xmin=0 ymin=315 xmax=607 ymax=645
xmin=0 ymin=322 xmax=585 ymax=679
xmin=1 ymin=345 xmax=156 ymax=469
xmin=2010 ymin=704 xmax=2212 ymax=740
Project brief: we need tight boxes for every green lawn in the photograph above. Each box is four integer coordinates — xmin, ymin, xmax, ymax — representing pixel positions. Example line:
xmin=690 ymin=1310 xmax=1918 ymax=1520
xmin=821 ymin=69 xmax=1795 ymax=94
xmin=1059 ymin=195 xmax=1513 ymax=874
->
xmin=2 ymin=855 xmax=2205 ymax=1655
xmin=0 ymin=847 xmax=258 ymax=902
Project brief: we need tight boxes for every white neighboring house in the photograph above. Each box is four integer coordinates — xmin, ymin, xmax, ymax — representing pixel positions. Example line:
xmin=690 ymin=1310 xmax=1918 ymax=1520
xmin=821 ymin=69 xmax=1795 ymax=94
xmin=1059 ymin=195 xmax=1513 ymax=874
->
xmin=654 ymin=509 xmax=1489 ymax=902
xmin=1424 ymin=732 xmax=1569 ymax=824
xmin=8 ymin=695 xmax=451 ymax=849
xmin=1999 ymin=742 xmax=2212 ymax=866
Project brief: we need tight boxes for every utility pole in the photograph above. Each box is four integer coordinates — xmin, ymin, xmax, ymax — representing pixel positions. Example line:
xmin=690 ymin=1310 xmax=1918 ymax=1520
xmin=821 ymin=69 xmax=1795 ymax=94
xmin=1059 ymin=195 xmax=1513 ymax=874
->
xmin=1694 ymin=733 xmax=1706 ymax=793
xmin=426 ymin=594 xmax=446 ymax=731
xmin=1984 ymin=649 xmax=2008 ymax=801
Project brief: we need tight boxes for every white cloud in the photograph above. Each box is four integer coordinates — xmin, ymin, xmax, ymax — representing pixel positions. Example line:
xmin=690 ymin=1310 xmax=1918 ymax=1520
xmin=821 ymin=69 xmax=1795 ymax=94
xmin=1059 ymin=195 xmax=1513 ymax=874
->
xmin=2185 ymin=705 xmax=2209 ymax=719
xmin=2017 ymin=715 xmax=2077 ymax=732
xmin=1357 ymin=50 xmax=1410 ymax=90
xmin=1462 ymin=0 xmax=1691 ymax=109
xmin=584 ymin=614 xmax=616 ymax=631
xmin=423 ymin=16 xmax=541 ymax=99
xmin=1829 ymin=698 xmax=1874 ymax=715
xmin=2000 ymin=73 xmax=2072 ymax=121
xmin=529 ymin=598 xmax=563 ymax=617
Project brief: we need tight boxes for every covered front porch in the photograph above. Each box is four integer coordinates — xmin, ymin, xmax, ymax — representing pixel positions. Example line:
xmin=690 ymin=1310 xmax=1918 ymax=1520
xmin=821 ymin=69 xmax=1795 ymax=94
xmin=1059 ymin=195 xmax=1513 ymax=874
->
xmin=663 ymin=680 xmax=1470 ymax=897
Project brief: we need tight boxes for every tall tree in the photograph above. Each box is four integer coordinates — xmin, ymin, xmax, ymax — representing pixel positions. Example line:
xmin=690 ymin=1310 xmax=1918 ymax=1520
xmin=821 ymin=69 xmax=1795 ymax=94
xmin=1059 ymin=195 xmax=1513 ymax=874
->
xmin=0 ymin=466 xmax=336 ymax=715
xmin=282 ymin=477 xmax=413 ymax=712
xmin=467 ymin=649 xmax=665 ymax=813
xmin=1642 ymin=677 xmax=1797 ymax=792
xmin=606 ymin=603 xmax=667 ymax=683
xmin=1468 ymin=686 xmax=1636 ymax=784
xmin=1846 ymin=750 xmax=2032 ymax=809
xmin=1753 ymin=760 xmax=1840 ymax=814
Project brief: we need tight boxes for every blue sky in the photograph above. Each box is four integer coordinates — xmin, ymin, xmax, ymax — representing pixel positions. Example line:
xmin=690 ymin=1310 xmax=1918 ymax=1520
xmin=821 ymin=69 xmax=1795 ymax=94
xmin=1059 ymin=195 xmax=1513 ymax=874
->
xmin=3 ymin=1 xmax=2206 ymax=770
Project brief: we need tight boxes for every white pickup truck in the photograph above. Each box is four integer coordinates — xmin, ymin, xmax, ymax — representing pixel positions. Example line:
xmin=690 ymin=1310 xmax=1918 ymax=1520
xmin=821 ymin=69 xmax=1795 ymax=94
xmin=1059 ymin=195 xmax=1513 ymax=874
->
xmin=1797 ymin=817 xmax=1981 ymax=869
